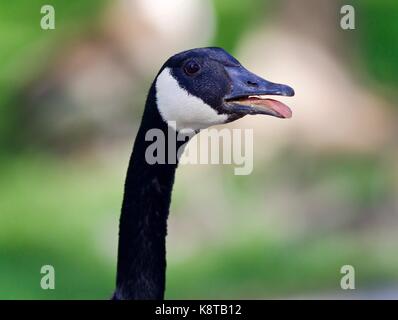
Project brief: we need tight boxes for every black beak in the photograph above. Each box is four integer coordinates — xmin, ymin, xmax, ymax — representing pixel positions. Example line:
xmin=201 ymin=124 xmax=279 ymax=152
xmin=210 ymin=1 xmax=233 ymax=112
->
xmin=223 ymin=66 xmax=295 ymax=119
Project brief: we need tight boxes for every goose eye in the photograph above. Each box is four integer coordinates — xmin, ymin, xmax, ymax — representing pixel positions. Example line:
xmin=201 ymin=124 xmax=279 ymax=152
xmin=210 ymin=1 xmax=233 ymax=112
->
xmin=184 ymin=60 xmax=200 ymax=75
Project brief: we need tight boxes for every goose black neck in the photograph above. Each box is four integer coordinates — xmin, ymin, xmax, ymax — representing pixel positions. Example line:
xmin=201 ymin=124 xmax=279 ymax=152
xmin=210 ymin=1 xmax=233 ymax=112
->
xmin=114 ymin=83 xmax=188 ymax=300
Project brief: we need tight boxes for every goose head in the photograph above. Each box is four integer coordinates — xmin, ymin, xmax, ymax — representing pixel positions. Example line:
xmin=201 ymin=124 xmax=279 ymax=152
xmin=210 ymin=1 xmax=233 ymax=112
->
xmin=155 ymin=47 xmax=294 ymax=132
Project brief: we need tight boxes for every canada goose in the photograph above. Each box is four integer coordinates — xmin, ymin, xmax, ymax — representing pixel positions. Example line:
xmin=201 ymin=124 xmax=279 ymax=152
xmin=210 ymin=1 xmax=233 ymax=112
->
xmin=112 ymin=47 xmax=294 ymax=300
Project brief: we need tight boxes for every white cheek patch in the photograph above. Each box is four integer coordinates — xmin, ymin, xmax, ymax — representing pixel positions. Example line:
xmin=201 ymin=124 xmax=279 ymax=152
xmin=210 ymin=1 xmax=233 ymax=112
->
xmin=155 ymin=68 xmax=227 ymax=131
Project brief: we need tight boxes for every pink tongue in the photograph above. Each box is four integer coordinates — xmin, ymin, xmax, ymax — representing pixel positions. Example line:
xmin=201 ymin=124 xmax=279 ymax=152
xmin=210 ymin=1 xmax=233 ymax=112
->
xmin=264 ymin=99 xmax=292 ymax=118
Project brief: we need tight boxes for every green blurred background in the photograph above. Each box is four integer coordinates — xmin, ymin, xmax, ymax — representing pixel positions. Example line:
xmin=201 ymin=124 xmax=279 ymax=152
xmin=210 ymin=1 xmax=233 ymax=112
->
xmin=1 ymin=0 xmax=397 ymax=299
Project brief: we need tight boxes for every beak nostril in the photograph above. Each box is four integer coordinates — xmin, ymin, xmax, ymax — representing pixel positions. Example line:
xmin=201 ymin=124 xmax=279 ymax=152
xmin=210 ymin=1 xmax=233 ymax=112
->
xmin=246 ymin=80 xmax=258 ymax=87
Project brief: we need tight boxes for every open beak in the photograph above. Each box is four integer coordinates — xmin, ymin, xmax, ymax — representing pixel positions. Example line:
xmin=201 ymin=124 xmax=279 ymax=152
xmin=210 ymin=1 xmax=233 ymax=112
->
xmin=223 ymin=66 xmax=295 ymax=119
